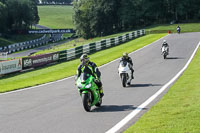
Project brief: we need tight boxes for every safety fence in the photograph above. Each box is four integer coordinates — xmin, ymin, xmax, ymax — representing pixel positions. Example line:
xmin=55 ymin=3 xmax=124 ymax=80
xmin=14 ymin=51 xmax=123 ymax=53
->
xmin=0 ymin=29 xmax=145 ymax=75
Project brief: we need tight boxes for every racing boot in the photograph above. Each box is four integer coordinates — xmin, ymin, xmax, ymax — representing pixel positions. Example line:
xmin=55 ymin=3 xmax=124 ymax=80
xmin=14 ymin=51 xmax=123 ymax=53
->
xmin=99 ymin=87 xmax=104 ymax=98
xmin=131 ymin=71 xmax=134 ymax=79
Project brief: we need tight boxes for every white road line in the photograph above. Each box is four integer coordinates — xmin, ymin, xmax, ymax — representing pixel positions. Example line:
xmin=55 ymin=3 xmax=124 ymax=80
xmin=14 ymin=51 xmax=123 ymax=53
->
xmin=0 ymin=34 xmax=168 ymax=96
xmin=105 ymin=41 xmax=200 ymax=133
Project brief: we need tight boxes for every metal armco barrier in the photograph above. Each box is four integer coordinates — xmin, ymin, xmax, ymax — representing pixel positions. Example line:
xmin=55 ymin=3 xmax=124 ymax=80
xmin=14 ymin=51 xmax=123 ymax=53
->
xmin=58 ymin=50 xmax=67 ymax=61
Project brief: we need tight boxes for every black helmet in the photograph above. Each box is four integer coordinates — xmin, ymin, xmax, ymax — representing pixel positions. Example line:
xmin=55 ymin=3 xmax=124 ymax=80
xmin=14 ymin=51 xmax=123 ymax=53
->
xmin=123 ymin=52 xmax=128 ymax=59
xmin=80 ymin=54 xmax=89 ymax=65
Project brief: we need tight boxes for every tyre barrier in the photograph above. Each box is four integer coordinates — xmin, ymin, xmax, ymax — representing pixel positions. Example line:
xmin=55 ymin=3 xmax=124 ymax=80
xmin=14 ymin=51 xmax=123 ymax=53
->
xmin=5 ymin=35 xmax=50 ymax=54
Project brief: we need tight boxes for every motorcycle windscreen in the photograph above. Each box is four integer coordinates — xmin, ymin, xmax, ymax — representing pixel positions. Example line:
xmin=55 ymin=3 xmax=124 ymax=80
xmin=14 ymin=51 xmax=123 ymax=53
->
xmin=120 ymin=60 xmax=128 ymax=67
xmin=80 ymin=72 xmax=90 ymax=83
xmin=162 ymin=46 xmax=168 ymax=52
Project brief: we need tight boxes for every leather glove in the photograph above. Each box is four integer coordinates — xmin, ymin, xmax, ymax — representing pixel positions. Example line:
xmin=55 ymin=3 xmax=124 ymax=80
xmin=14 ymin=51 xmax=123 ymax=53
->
xmin=94 ymin=78 xmax=100 ymax=82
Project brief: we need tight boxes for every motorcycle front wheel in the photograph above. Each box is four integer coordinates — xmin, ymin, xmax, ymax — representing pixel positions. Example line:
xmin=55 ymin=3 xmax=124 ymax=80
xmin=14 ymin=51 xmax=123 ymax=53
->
xmin=121 ymin=74 xmax=126 ymax=87
xmin=164 ymin=54 xmax=167 ymax=59
xmin=82 ymin=93 xmax=91 ymax=112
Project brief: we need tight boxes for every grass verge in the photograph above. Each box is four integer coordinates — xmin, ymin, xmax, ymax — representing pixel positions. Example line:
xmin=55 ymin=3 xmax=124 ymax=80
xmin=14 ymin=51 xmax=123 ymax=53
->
xmin=38 ymin=5 xmax=74 ymax=29
xmin=0 ymin=33 xmax=166 ymax=93
xmin=125 ymin=45 xmax=200 ymax=133
xmin=146 ymin=23 xmax=200 ymax=33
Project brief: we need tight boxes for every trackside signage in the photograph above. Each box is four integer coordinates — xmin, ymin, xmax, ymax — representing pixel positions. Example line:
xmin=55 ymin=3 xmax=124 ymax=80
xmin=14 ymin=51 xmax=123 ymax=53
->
xmin=0 ymin=59 xmax=22 ymax=75
xmin=28 ymin=29 xmax=75 ymax=34
xmin=22 ymin=53 xmax=59 ymax=69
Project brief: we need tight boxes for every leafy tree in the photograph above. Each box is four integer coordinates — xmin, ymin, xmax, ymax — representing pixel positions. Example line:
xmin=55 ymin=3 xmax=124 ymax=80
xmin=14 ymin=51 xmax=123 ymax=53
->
xmin=2 ymin=0 xmax=40 ymax=32
xmin=0 ymin=2 xmax=7 ymax=33
xmin=98 ymin=0 xmax=121 ymax=34
xmin=0 ymin=0 xmax=5 ymax=4
xmin=73 ymin=0 xmax=200 ymax=39
xmin=30 ymin=0 xmax=40 ymax=25
xmin=73 ymin=0 xmax=93 ymax=39
xmin=73 ymin=0 xmax=120 ymax=39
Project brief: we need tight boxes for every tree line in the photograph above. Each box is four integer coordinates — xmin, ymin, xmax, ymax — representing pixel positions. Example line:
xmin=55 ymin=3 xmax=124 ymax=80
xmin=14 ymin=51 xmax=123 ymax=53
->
xmin=0 ymin=0 xmax=39 ymax=35
xmin=73 ymin=0 xmax=200 ymax=39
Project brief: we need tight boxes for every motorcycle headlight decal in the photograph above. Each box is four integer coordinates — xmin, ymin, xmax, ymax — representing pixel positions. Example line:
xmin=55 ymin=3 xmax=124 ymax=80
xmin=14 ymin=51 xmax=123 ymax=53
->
xmin=85 ymin=83 xmax=92 ymax=88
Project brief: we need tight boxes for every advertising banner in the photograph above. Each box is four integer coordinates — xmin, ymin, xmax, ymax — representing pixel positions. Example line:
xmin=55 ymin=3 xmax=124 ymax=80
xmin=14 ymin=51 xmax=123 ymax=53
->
xmin=0 ymin=59 xmax=22 ymax=75
xmin=22 ymin=52 xmax=59 ymax=69
xmin=28 ymin=29 xmax=75 ymax=34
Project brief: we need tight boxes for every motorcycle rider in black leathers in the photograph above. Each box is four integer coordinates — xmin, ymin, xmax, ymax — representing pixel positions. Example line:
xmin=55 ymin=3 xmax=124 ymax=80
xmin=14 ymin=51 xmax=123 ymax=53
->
xmin=76 ymin=54 xmax=104 ymax=98
xmin=120 ymin=52 xmax=134 ymax=79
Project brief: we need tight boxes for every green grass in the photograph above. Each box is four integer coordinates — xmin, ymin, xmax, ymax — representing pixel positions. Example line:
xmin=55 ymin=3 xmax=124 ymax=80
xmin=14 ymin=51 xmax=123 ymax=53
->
xmin=0 ymin=34 xmax=43 ymax=47
xmin=0 ymin=33 xmax=166 ymax=93
xmin=63 ymin=33 xmax=73 ymax=38
xmin=38 ymin=5 xmax=74 ymax=29
xmin=146 ymin=23 xmax=200 ymax=33
xmin=125 ymin=47 xmax=200 ymax=133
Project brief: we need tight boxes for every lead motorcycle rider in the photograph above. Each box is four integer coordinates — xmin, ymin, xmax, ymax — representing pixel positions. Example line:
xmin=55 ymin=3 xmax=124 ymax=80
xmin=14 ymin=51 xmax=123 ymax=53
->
xmin=76 ymin=54 xmax=104 ymax=98
xmin=120 ymin=52 xmax=134 ymax=79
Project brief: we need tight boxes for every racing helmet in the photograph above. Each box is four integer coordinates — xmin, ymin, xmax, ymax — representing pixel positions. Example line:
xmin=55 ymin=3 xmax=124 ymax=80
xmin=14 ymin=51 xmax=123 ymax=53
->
xmin=123 ymin=52 xmax=129 ymax=59
xmin=80 ymin=54 xmax=89 ymax=65
xmin=163 ymin=40 xmax=167 ymax=43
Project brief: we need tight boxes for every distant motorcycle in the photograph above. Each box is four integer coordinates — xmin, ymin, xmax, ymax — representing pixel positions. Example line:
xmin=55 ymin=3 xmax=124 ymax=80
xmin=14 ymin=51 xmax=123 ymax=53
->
xmin=76 ymin=72 xmax=102 ymax=112
xmin=118 ymin=60 xmax=132 ymax=87
xmin=161 ymin=46 xmax=169 ymax=59
xmin=177 ymin=27 xmax=180 ymax=34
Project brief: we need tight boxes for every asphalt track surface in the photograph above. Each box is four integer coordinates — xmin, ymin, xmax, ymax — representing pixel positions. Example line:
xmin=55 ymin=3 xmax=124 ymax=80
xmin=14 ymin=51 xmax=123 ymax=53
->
xmin=0 ymin=32 xmax=200 ymax=133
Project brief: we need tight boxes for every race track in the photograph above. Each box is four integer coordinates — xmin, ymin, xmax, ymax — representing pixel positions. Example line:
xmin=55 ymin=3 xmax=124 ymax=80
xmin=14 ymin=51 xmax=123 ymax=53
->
xmin=0 ymin=32 xmax=199 ymax=133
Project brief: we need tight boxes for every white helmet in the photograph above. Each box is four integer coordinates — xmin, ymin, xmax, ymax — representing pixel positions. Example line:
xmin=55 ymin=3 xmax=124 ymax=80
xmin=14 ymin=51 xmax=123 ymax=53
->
xmin=163 ymin=40 xmax=167 ymax=43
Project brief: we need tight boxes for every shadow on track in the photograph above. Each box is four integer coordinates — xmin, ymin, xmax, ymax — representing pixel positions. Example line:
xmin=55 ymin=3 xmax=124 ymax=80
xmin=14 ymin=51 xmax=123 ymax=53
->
xmin=127 ymin=84 xmax=162 ymax=88
xmin=93 ymin=105 xmax=147 ymax=112
xmin=166 ymin=57 xmax=184 ymax=60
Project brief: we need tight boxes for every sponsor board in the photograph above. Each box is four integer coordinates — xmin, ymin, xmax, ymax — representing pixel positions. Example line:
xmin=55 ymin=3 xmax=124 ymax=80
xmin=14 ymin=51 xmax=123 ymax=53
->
xmin=0 ymin=59 xmax=22 ymax=75
xmin=22 ymin=53 xmax=59 ymax=69
xmin=28 ymin=29 xmax=75 ymax=34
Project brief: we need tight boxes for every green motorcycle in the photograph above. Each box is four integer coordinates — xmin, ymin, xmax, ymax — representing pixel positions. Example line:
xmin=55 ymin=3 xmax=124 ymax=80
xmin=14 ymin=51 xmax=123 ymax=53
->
xmin=76 ymin=72 xmax=102 ymax=112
